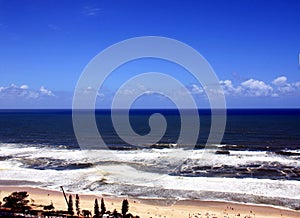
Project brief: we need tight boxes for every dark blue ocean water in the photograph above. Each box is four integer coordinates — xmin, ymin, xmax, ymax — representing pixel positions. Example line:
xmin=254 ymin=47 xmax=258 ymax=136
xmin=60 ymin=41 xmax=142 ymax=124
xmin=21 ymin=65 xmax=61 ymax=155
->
xmin=1 ymin=109 xmax=300 ymax=207
xmin=0 ymin=109 xmax=299 ymax=151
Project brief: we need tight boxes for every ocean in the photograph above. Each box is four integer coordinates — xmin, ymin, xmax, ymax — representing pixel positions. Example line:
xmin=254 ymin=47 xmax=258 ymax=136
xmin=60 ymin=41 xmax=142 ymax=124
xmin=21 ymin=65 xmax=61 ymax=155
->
xmin=0 ymin=109 xmax=299 ymax=209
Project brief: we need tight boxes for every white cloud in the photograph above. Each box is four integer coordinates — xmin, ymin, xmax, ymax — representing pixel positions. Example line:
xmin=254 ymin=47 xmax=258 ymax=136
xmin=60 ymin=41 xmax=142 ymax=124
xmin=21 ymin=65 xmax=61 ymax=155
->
xmin=0 ymin=84 xmax=55 ymax=99
xmin=113 ymin=76 xmax=299 ymax=100
xmin=77 ymin=86 xmax=117 ymax=102
xmin=40 ymin=86 xmax=54 ymax=96
xmin=1 ymin=75 xmax=299 ymax=109
xmin=278 ymin=84 xmax=294 ymax=93
xmin=221 ymin=79 xmax=271 ymax=97
xmin=271 ymin=76 xmax=300 ymax=94
xmin=294 ymin=82 xmax=300 ymax=88
xmin=20 ymin=84 xmax=29 ymax=89
xmin=190 ymin=78 xmax=278 ymax=97
xmin=219 ymin=80 xmax=242 ymax=95
xmin=97 ymin=92 xmax=105 ymax=98
xmin=241 ymin=79 xmax=274 ymax=96
xmin=116 ymin=88 xmax=136 ymax=96
xmin=80 ymin=86 xmax=96 ymax=94
xmin=143 ymin=90 xmax=156 ymax=95
xmin=220 ymin=80 xmax=233 ymax=88
xmin=27 ymin=91 xmax=39 ymax=99
xmin=190 ymin=84 xmax=204 ymax=94
xmin=272 ymin=76 xmax=287 ymax=86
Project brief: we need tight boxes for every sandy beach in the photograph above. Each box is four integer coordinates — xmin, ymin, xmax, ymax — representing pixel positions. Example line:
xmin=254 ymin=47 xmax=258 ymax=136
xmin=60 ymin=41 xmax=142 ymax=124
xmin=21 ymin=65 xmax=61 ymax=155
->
xmin=0 ymin=185 xmax=299 ymax=218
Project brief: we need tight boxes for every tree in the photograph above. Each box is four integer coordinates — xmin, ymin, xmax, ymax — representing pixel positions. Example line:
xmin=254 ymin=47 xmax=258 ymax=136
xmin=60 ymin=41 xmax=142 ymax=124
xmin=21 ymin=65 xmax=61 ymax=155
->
xmin=43 ymin=202 xmax=55 ymax=210
xmin=112 ymin=209 xmax=122 ymax=218
xmin=121 ymin=199 xmax=129 ymax=217
xmin=100 ymin=198 xmax=106 ymax=214
xmin=94 ymin=199 xmax=100 ymax=218
xmin=82 ymin=209 xmax=92 ymax=217
xmin=3 ymin=191 xmax=31 ymax=211
xmin=75 ymin=194 xmax=80 ymax=216
xmin=125 ymin=213 xmax=134 ymax=218
xmin=68 ymin=195 xmax=74 ymax=215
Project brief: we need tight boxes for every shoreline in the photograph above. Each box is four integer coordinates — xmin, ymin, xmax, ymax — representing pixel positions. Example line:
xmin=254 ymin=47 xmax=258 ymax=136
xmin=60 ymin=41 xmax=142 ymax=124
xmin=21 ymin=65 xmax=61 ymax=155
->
xmin=0 ymin=185 xmax=299 ymax=218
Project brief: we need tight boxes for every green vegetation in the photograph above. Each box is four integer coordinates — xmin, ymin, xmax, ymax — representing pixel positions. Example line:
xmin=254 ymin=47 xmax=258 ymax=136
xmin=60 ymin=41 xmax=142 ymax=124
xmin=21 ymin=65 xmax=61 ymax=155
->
xmin=101 ymin=198 xmax=106 ymax=214
xmin=2 ymin=191 xmax=31 ymax=211
xmin=122 ymin=199 xmax=129 ymax=217
xmin=0 ymin=191 xmax=139 ymax=217
xmin=75 ymin=194 xmax=80 ymax=216
xmin=94 ymin=198 xmax=100 ymax=217
xmin=68 ymin=195 xmax=74 ymax=215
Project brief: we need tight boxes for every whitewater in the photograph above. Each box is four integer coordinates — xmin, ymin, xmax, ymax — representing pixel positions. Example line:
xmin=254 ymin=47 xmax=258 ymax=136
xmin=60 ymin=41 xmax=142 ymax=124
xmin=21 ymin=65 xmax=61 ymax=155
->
xmin=1 ymin=143 xmax=299 ymax=210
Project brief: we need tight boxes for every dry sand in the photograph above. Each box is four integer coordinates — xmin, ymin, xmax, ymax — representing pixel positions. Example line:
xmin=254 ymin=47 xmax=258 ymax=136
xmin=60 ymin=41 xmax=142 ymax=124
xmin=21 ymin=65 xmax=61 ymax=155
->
xmin=0 ymin=186 xmax=299 ymax=218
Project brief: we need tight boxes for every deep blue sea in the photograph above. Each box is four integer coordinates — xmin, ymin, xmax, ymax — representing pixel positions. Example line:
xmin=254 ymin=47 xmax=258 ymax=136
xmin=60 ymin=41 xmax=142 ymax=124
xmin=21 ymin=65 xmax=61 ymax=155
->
xmin=0 ymin=109 xmax=299 ymax=209
xmin=1 ymin=109 xmax=299 ymax=151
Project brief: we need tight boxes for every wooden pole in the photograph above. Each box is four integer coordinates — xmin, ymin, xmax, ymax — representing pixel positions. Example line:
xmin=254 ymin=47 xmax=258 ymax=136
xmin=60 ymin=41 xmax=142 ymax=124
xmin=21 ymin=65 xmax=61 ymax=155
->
xmin=60 ymin=186 xmax=69 ymax=206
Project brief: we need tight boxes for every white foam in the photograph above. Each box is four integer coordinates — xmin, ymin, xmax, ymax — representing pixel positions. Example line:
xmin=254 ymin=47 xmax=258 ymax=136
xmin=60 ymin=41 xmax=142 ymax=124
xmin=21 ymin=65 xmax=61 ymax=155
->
xmin=0 ymin=143 xmax=300 ymax=208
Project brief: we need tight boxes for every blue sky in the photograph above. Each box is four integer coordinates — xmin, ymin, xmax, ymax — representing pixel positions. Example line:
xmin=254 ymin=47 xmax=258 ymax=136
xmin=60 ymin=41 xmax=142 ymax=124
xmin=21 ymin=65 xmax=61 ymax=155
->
xmin=0 ymin=0 xmax=300 ymax=108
